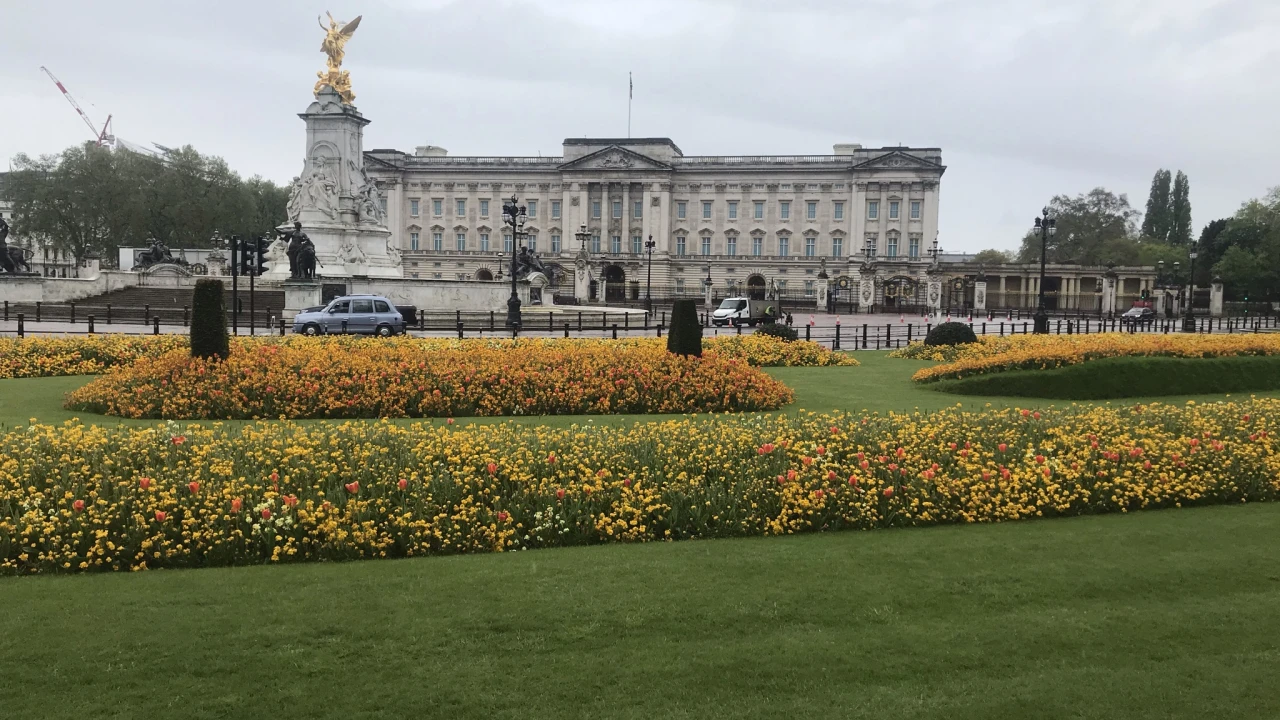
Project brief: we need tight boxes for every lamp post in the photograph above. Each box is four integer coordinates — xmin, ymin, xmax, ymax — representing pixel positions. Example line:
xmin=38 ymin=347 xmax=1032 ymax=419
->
xmin=703 ymin=264 xmax=713 ymax=327
xmin=644 ymin=234 xmax=656 ymax=314
xmin=502 ymin=196 xmax=527 ymax=331
xmin=1032 ymin=208 xmax=1057 ymax=333
xmin=1183 ymin=245 xmax=1199 ymax=333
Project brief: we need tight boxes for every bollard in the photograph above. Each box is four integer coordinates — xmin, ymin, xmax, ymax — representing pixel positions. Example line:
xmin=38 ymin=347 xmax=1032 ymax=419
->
xmin=1056 ymin=320 xmax=1061 ymax=334
xmin=736 ymin=323 xmax=742 ymax=335
xmin=981 ymin=322 xmax=986 ymax=335
xmin=341 ymin=319 xmax=348 ymax=334
xmin=564 ymin=323 xmax=570 ymax=338
xmin=17 ymin=314 xmax=24 ymax=338
xmin=418 ymin=309 xmax=425 ymax=331
xmin=611 ymin=323 xmax=618 ymax=340
xmin=885 ymin=324 xmax=891 ymax=346
xmin=35 ymin=301 xmax=42 ymax=322
xmin=2 ymin=300 xmax=6 ymax=322
xmin=657 ymin=323 xmax=663 ymax=338
xmin=183 ymin=306 xmax=190 ymax=327
xmin=490 ymin=311 xmax=496 ymax=332
xmin=456 ymin=310 xmax=462 ymax=328
xmin=805 ymin=325 xmax=811 ymax=341
xmin=70 ymin=303 xmax=76 ymax=325
xmin=88 ymin=315 xmax=95 ymax=334
xmin=624 ymin=313 xmax=629 ymax=331
xmin=578 ymin=312 xmax=583 ymax=333
xmin=280 ymin=317 xmax=287 ymax=337
xmin=549 ymin=313 xmax=553 ymax=333
xmin=1023 ymin=322 xmax=1029 ymax=334
xmin=1067 ymin=320 xmax=1073 ymax=335
xmin=861 ymin=323 xmax=868 ymax=350
xmin=152 ymin=316 xmax=160 ymax=335
xmin=907 ymin=324 xmax=913 ymax=343
xmin=144 ymin=304 xmax=149 ymax=324
xmin=457 ymin=321 xmax=464 ymax=339
xmin=107 ymin=304 xmax=112 ymax=325
xmin=834 ymin=323 xmax=841 ymax=350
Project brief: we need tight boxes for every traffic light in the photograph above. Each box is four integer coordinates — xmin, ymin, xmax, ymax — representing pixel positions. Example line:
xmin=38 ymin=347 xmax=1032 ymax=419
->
xmin=253 ymin=236 xmax=269 ymax=275
xmin=236 ymin=236 xmax=253 ymax=276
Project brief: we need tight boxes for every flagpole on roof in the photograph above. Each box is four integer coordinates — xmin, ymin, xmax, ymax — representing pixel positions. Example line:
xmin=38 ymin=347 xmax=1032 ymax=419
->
xmin=628 ymin=72 xmax=632 ymax=138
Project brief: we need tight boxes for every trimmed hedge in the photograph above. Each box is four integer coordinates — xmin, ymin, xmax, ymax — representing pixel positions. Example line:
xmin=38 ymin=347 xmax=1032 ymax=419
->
xmin=925 ymin=321 xmax=978 ymax=346
xmin=754 ymin=323 xmax=798 ymax=342
xmin=667 ymin=299 xmax=703 ymax=357
xmin=931 ymin=355 xmax=1280 ymax=399
xmin=190 ymin=279 xmax=229 ymax=360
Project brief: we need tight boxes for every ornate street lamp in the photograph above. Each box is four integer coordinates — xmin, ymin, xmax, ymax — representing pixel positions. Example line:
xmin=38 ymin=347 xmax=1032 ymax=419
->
xmin=501 ymin=196 xmax=527 ymax=331
xmin=1032 ymin=208 xmax=1057 ymax=333
xmin=1183 ymin=245 xmax=1199 ymax=333
xmin=644 ymin=234 xmax=657 ymax=314
xmin=703 ymin=264 xmax=713 ymax=327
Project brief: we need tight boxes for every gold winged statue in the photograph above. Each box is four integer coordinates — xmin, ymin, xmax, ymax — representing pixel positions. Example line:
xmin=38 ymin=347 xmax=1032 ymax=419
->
xmin=315 ymin=12 xmax=362 ymax=104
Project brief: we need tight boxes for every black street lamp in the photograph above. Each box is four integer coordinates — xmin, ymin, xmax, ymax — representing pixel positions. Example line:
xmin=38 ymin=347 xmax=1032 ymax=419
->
xmin=703 ymin=264 xmax=713 ymax=327
xmin=1183 ymin=245 xmax=1199 ymax=333
xmin=1032 ymin=208 xmax=1057 ymax=333
xmin=644 ymin=234 xmax=656 ymax=314
xmin=501 ymin=196 xmax=527 ymax=331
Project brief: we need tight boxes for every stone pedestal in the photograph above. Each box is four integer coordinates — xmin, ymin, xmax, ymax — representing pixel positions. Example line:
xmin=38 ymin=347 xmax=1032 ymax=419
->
xmin=973 ymin=281 xmax=987 ymax=312
xmin=0 ymin=274 xmax=46 ymax=302
xmin=816 ymin=278 xmax=830 ymax=311
xmin=926 ymin=276 xmax=943 ymax=316
xmin=1101 ymin=274 xmax=1118 ymax=315
xmin=282 ymin=281 xmax=323 ymax=320
xmin=572 ymin=246 xmax=592 ymax=301
xmin=859 ymin=277 xmax=874 ymax=312
xmin=1210 ymin=279 xmax=1225 ymax=317
xmin=283 ymin=86 xmax=403 ymax=280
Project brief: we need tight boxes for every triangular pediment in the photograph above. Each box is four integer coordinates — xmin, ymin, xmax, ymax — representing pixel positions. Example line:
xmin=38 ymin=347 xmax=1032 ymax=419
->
xmin=559 ymin=145 xmax=673 ymax=171
xmin=852 ymin=150 xmax=944 ymax=171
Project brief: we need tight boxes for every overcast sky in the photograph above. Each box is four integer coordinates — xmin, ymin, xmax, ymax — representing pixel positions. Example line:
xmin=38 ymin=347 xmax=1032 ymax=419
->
xmin=2 ymin=0 xmax=1277 ymax=251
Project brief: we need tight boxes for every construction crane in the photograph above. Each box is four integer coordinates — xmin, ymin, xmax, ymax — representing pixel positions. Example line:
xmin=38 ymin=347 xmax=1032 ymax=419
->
xmin=40 ymin=66 xmax=114 ymax=147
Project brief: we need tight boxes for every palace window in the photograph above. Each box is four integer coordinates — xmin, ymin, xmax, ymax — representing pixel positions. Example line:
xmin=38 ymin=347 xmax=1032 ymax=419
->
xmin=833 ymin=202 xmax=844 ymax=220
xmin=889 ymin=201 xmax=900 ymax=220
xmin=909 ymin=234 xmax=921 ymax=258
xmin=480 ymin=199 xmax=490 ymax=217
xmin=677 ymin=201 xmax=687 ymax=219
xmin=867 ymin=201 xmax=879 ymax=220
xmin=633 ymin=200 xmax=642 ymax=218
xmin=805 ymin=237 xmax=816 ymax=256
xmin=702 ymin=201 xmax=712 ymax=219
xmin=728 ymin=201 xmax=738 ymax=220
xmin=804 ymin=280 xmax=815 ymax=297
xmin=410 ymin=199 xmax=420 ymax=217
xmin=410 ymin=232 xmax=420 ymax=250
xmin=592 ymin=201 xmax=601 ymax=219
xmin=480 ymin=233 xmax=490 ymax=252
xmin=887 ymin=233 xmax=899 ymax=257
xmin=807 ymin=201 xmax=817 ymax=219
xmin=864 ymin=235 xmax=878 ymax=257
xmin=551 ymin=234 xmax=561 ymax=253
xmin=611 ymin=235 xmax=622 ymax=253
xmin=504 ymin=233 xmax=513 ymax=252
xmin=379 ymin=197 xmax=387 ymax=212
xmin=701 ymin=236 xmax=711 ymax=255
xmin=457 ymin=199 xmax=466 ymax=216
xmin=676 ymin=236 xmax=687 ymax=256
xmin=456 ymin=232 xmax=466 ymax=251
xmin=752 ymin=236 xmax=763 ymax=256
xmin=612 ymin=201 xmax=622 ymax=219
xmin=780 ymin=201 xmax=790 ymax=220
xmin=779 ymin=236 xmax=790 ymax=257
xmin=591 ymin=234 xmax=601 ymax=253
xmin=551 ymin=201 xmax=561 ymax=219
xmin=675 ymin=278 xmax=685 ymax=294
xmin=527 ymin=233 xmax=537 ymax=252
xmin=754 ymin=201 xmax=764 ymax=219
xmin=432 ymin=199 xmax=443 ymax=216
xmin=831 ymin=236 xmax=843 ymax=257
xmin=911 ymin=201 xmax=922 ymax=220
xmin=432 ymin=232 xmax=443 ymax=251
xmin=527 ymin=200 xmax=537 ymax=218
xmin=726 ymin=236 xmax=737 ymax=256
xmin=631 ymin=235 xmax=642 ymax=254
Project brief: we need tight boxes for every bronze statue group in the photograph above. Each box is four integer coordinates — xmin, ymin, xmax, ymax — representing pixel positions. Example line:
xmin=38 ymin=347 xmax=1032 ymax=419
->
xmin=0 ymin=216 xmax=33 ymax=274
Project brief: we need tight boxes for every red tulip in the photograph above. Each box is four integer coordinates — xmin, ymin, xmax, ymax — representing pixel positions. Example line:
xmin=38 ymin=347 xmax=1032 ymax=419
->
xmin=187 ymin=481 xmax=200 ymax=494
xmin=1243 ymin=414 xmax=1251 ymax=422
xmin=827 ymin=470 xmax=837 ymax=481
xmin=447 ymin=418 xmax=455 ymax=425
xmin=154 ymin=510 xmax=167 ymax=522
xmin=547 ymin=453 xmax=557 ymax=463
xmin=848 ymin=476 xmax=858 ymax=486
xmin=556 ymin=488 xmax=566 ymax=500
xmin=786 ymin=469 xmax=797 ymax=482
xmin=947 ymin=442 xmax=957 ymax=450
xmin=829 ymin=426 xmax=839 ymax=435
xmin=171 ymin=435 xmax=186 ymax=445
xmin=487 ymin=462 xmax=498 ymax=475
xmin=895 ymin=447 xmax=905 ymax=458
xmin=859 ymin=460 xmax=870 ymax=470
xmin=231 ymin=498 xmax=242 ymax=512
xmin=882 ymin=487 xmax=894 ymax=498
xmin=816 ymin=446 xmax=826 ymax=455
xmin=72 ymin=499 xmax=85 ymax=512
xmin=344 ymin=481 xmax=360 ymax=494
xmin=622 ymin=478 xmax=632 ymax=487
xmin=1000 ymin=468 xmax=1011 ymax=479
xmin=802 ymin=456 xmax=813 ymax=466
xmin=497 ymin=511 xmax=509 ymax=522
xmin=814 ymin=489 xmax=824 ymax=499
xmin=139 ymin=477 xmax=151 ymax=490
xmin=397 ymin=478 xmax=408 ymax=490
xmin=261 ymin=507 xmax=272 ymax=520
xmin=1035 ymin=455 xmax=1045 ymax=465
xmin=270 ymin=471 xmax=279 ymax=483
xmin=1020 ymin=409 xmax=1030 ymax=417
xmin=998 ymin=443 xmax=1007 ymax=452
xmin=1033 ymin=412 xmax=1041 ymax=420
xmin=887 ymin=463 xmax=898 ymax=471
xmin=283 ymin=495 xmax=298 ymax=507
xmin=855 ymin=452 xmax=865 ymax=460
xmin=982 ymin=470 xmax=991 ymax=480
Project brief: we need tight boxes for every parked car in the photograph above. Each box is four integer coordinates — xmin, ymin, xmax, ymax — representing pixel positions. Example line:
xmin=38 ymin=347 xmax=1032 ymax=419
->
xmin=292 ymin=295 xmax=407 ymax=336
xmin=1120 ymin=306 xmax=1156 ymax=326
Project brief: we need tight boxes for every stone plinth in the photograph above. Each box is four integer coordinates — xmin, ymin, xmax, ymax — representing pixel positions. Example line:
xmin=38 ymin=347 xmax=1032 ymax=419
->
xmin=282 ymin=281 xmax=324 ymax=319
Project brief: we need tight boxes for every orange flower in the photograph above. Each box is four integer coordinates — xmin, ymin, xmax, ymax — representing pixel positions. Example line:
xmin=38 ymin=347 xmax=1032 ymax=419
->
xmin=72 ymin=499 xmax=85 ymax=512
xmin=154 ymin=511 xmax=167 ymax=522
xmin=344 ymin=481 xmax=360 ymax=494
xmin=231 ymin=498 xmax=242 ymax=512
xmin=187 ymin=481 xmax=200 ymax=494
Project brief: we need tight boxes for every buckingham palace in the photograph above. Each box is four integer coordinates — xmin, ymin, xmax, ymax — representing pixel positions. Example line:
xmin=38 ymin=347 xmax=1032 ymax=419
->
xmin=364 ymin=138 xmax=945 ymax=305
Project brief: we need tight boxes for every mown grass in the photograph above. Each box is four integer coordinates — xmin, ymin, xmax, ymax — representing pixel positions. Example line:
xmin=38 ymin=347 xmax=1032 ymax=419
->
xmin=2 ymin=504 xmax=1278 ymax=719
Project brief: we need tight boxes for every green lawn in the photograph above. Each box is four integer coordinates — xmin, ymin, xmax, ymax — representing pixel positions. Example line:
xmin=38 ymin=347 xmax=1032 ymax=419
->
xmin=3 ymin=504 xmax=1278 ymax=719
xmin=4 ymin=352 xmax=1278 ymax=430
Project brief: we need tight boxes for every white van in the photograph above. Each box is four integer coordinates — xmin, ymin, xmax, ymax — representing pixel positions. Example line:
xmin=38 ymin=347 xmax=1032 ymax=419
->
xmin=711 ymin=297 xmax=777 ymax=327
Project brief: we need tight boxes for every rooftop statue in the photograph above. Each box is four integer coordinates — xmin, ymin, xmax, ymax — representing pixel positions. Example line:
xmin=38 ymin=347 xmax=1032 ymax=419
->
xmin=315 ymin=12 xmax=362 ymax=104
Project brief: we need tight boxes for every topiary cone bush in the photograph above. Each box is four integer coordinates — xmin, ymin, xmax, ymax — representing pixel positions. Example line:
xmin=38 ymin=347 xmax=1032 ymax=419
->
xmin=667 ymin=299 xmax=703 ymax=357
xmin=190 ymin=279 xmax=230 ymax=360
xmin=924 ymin=321 xmax=978 ymax=346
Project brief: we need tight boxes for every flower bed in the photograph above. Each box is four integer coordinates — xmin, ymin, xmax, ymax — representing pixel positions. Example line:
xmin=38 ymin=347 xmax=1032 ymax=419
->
xmin=0 ymin=334 xmax=850 ymax=379
xmin=0 ymin=336 xmax=186 ymax=378
xmin=4 ymin=400 xmax=1276 ymax=574
xmin=65 ymin=338 xmax=795 ymax=419
xmin=909 ymin=334 xmax=1280 ymax=383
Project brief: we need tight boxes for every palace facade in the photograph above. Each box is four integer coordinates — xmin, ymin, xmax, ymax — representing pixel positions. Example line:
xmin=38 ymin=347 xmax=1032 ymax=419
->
xmin=364 ymin=138 xmax=945 ymax=303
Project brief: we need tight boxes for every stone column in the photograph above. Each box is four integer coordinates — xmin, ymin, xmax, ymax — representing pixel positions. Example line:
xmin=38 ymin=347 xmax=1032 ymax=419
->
xmin=973 ymin=281 xmax=987 ymax=312
xmin=1210 ymin=279 xmax=1225 ymax=317
xmin=578 ymin=183 xmax=590 ymax=248
xmin=1101 ymin=274 xmax=1118 ymax=316
xmin=621 ymin=183 xmax=630 ymax=254
xmin=641 ymin=183 xmax=653 ymax=253
xmin=817 ymin=277 xmax=830 ymax=312
xmin=927 ymin=275 xmax=943 ymax=316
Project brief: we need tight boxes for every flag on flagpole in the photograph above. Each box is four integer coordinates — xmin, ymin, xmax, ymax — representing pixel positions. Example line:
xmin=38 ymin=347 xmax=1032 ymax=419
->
xmin=629 ymin=72 xmax=633 ymax=99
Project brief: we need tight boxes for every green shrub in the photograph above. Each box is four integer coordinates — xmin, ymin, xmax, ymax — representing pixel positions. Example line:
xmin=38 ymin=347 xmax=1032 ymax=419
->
xmin=925 ymin=321 xmax=978 ymax=346
xmin=932 ymin=355 xmax=1280 ymax=399
xmin=754 ymin=323 xmax=798 ymax=342
xmin=667 ymin=299 xmax=703 ymax=357
xmin=190 ymin=279 xmax=230 ymax=360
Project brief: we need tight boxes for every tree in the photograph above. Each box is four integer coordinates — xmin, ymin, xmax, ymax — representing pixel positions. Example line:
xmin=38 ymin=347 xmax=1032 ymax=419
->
xmin=1211 ymin=187 xmax=1280 ymax=301
xmin=1141 ymin=169 xmax=1173 ymax=241
xmin=1169 ymin=171 xmax=1192 ymax=245
xmin=5 ymin=144 xmax=123 ymax=264
xmin=971 ymin=249 xmax=1014 ymax=265
xmin=1018 ymin=188 xmax=1140 ymax=265
xmin=190 ymin=279 xmax=230 ymax=360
